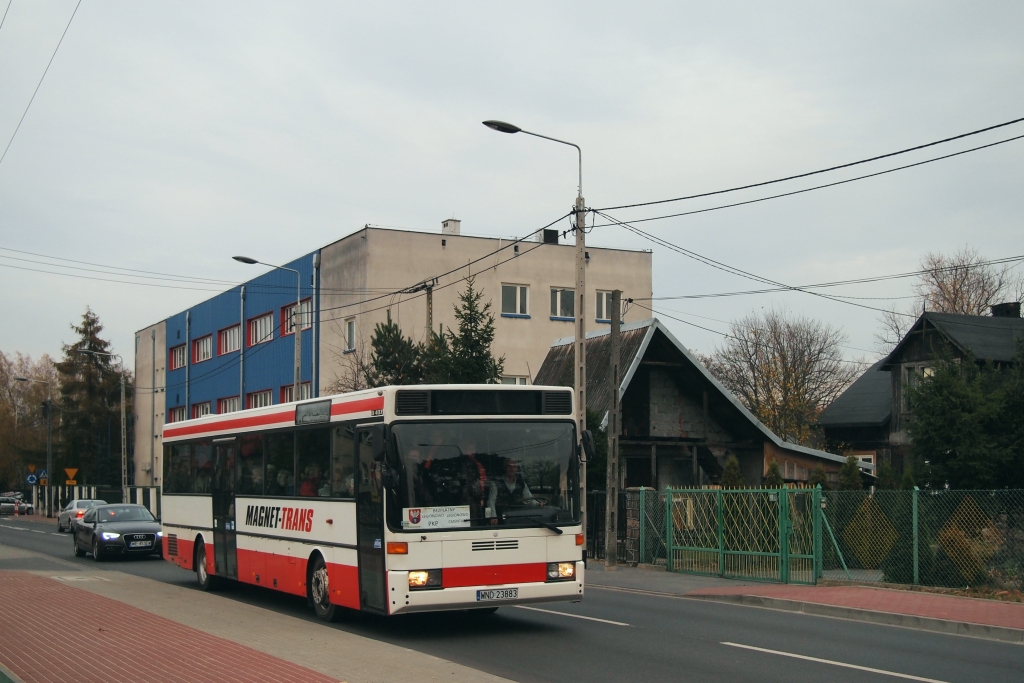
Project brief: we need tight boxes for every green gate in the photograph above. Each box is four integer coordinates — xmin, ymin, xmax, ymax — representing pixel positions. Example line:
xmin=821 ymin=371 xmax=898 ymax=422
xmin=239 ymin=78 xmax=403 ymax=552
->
xmin=644 ymin=487 xmax=821 ymax=585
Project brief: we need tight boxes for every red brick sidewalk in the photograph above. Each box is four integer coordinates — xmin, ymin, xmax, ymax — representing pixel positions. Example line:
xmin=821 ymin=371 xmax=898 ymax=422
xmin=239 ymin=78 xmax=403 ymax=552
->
xmin=0 ymin=572 xmax=342 ymax=683
xmin=687 ymin=584 xmax=1024 ymax=630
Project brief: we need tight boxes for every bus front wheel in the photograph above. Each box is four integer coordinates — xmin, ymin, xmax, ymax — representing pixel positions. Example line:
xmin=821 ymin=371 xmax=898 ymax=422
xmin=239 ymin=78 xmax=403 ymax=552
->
xmin=196 ymin=540 xmax=219 ymax=591
xmin=310 ymin=555 xmax=339 ymax=622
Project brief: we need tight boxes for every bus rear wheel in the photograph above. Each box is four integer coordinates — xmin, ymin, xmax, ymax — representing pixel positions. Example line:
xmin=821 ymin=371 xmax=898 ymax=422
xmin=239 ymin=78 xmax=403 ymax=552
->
xmin=310 ymin=556 xmax=339 ymax=622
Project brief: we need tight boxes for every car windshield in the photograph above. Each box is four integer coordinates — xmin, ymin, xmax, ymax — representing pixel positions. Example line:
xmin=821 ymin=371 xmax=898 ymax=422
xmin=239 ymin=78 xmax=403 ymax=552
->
xmin=388 ymin=421 xmax=579 ymax=531
xmin=97 ymin=506 xmax=155 ymax=522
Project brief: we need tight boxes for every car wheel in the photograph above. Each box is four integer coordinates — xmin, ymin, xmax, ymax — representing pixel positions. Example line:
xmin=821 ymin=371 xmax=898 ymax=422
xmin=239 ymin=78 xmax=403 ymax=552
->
xmin=73 ymin=533 xmax=85 ymax=557
xmin=91 ymin=538 xmax=104 ymax=562
xmin=310 ymin=556 xmax=339 ymax=622
xmin=195 ymin=541 xmax=218 ymax=591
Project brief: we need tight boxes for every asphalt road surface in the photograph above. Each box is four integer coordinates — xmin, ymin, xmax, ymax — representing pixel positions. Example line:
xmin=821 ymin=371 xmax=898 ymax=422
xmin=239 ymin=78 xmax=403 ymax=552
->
xmin=2 ymin=521 xmax=1019 ymax=683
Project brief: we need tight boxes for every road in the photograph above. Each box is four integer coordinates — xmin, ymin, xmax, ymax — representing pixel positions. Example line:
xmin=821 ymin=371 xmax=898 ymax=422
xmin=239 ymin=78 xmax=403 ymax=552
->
xmin=1 ymin=520 xmax=1020 ymax=683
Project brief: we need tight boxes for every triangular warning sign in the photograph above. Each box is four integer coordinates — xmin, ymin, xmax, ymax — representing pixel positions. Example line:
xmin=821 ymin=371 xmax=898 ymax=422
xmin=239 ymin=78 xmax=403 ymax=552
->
xmin=65 ymin=468 xmax=78 ymax=480
xmin=28 ymin=464 xmax=36 ymax=473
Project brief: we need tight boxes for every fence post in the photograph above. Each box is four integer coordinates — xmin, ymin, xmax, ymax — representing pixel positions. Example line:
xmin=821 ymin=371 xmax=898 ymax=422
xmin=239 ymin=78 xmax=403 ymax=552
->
xmin=716 ymin=488 xmax=724 ymax=577
xmin=779 ymin=489 xmax=790 ymax=584
xmin=639 ymin=487 xmax=646 ymax=564
xmin=813 ymin=485 xmax=822 ymax=584
xmin=665 ymin=487 xmax=673 ymax=572
xmin=912 ymin=486 xmax=920 ymax=585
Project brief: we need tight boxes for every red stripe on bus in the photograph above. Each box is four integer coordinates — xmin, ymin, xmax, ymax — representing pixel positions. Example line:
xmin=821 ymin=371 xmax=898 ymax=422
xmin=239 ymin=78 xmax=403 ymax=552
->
xmin=331 ymin=397 xmax=384 ymax=416
xmin=164 ymin=409 xmax=294 ymax=438
xmin=442 ymin=563 xmax=547 ymax=588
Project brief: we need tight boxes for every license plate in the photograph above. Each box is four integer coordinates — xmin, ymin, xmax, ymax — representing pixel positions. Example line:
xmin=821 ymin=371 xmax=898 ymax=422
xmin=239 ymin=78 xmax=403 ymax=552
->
xmin=129 ymin=541 xmax=152 ymax=548
xmin=476 ymin=588 xmax=517 ymax=602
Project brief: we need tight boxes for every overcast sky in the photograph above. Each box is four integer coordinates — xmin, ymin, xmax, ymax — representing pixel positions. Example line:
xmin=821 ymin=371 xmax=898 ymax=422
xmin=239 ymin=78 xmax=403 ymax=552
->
xmin=1 ymin=1 xmax=1021 ymax=370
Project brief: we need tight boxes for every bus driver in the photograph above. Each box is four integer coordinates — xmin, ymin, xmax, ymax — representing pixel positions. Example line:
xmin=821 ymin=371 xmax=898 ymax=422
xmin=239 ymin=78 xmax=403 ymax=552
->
xmin=486 ymin=458 xmax=537 ymax=524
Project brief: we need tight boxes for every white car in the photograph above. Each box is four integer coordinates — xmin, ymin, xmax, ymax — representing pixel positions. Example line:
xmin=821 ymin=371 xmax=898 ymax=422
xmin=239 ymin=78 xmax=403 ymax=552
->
xmin=57 ymin=499 xmax=107 ymax=532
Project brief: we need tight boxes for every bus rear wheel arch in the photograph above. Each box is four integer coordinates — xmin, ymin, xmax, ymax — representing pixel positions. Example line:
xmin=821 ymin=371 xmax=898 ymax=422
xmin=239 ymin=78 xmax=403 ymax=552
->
xmin=195 ymin=537 xmax=220 ymax=592
xmin=308 ymin=553 xmax=340 ymax=622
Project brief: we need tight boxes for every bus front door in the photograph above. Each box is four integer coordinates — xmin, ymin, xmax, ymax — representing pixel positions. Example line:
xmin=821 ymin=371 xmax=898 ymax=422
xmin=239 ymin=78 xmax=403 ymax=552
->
xmin=212 ymin=438 xmax=238 ymax=580
xmin=355 ymin=428 xmax=386 ymax=612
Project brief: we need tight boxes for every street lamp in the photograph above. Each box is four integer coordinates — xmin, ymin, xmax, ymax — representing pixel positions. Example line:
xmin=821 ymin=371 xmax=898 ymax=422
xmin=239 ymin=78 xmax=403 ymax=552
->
xmin=483 ymin=118 xmax=589 ymax=545
xmin=234 ymin=256 xmax=303 ymax=402
xmin=76 ymin=350 xmax=128 ymax=501
xmin=14 ymin=376 xmax=53 ymax=517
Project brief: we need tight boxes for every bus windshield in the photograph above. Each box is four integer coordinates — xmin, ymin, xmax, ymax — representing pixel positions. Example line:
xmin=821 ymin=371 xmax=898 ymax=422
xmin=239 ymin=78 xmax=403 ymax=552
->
xmin=389 ymin=421 xmax=579 ymax=532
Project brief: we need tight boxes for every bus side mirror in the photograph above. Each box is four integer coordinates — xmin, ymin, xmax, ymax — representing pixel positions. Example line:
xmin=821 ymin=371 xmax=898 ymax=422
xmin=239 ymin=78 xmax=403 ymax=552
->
xmin=580 ymin=430 xmax=596 ymax=463
xmin=371 ymin=424 xmax=387 ymax=462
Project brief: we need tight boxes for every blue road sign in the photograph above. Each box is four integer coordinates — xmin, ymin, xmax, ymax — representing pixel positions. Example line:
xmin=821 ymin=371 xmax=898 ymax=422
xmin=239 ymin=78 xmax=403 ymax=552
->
xmin=38 ymin=469 xmax=48 ymax=480
xmin=26 ymin=474 xmax=37 ymax=485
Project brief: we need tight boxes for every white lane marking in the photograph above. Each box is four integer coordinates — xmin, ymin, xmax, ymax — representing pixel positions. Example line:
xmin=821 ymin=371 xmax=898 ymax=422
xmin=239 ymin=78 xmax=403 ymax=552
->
xmin=721 ymin=642 xmax=949 ymax=683
xmin=30 ymin=530 xmax=47 ymax=534
xmin=513 ymin=605 xmax=629 ymax=626
xmin=51 ymin=533 xmax=64 ymax=536
xmin=0 ymin=525 xmax=29 ymax=531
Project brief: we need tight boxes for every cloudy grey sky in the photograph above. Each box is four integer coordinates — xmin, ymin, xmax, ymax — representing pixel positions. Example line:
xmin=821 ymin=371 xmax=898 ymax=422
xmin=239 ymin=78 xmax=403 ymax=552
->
xmin=1 ymin=1 xmax=1021 ymax=369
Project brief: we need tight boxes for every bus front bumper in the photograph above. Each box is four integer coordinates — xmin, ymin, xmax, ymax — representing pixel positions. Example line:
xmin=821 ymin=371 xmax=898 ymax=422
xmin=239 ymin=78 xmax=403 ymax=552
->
xmin=387 ymin=562 xmax=584 ymax=615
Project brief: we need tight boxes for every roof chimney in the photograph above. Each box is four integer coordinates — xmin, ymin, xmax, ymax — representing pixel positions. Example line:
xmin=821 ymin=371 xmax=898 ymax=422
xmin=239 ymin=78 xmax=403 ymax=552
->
xmin=442 ymin=218 xmax=461 ymax=235
xmin=991 ymin=302 xmax=1021 ymax=318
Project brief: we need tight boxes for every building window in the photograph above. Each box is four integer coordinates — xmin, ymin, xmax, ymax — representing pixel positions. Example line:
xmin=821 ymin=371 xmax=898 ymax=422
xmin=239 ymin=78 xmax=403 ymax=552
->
xmin=218 ymin=325 xmax=241 ymax=355
xmin=169 ymin=345 xmax=186 ymax=370
xmin=192 ymin=335 xmax=212 ymax=364
xmin=550 ymin=287 xmax=575 ymax=320
xmin=282 ymin=299 xmax=312 ymax=335
xmin=345 ymin=318 xmax=356 ymax=352
xmin=903 ymin=365 xmax=933 ymax=411
xmin=217 ymin=396 xmax=240 ymax=414
xmin=596 ymin=290 xmax=615 ymax=322
xmin=281 ymin=382 xmax=312 ymax=403
xmin=500 ymin=376 xmax=529 ymax=385
xmin=247 ymin=390 xmax=273 ymax=409
xmin=248 ymin=313 xmax=273 ymax=346
xmin=191 ymin=402 xmax=211 ymax=419
xmin=501 ymin=284 xmax=529 ymax=317
xmin=167 ymin=406 xmax=185 ymax=423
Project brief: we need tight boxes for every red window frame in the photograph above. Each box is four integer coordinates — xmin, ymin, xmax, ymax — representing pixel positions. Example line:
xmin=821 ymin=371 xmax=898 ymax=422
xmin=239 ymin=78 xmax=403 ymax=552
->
xmin=192 ymin=335 xmax=213 ymax=364
xmin=247 ymin=312 xmax=274 ymax=347
xmin=169 ymin=344 xmax=186 ymax=371
xmin=167 ymin=406 xmax=186 ymax=423
xmin=217 ymin=324 xmax=241 ymax=356
xmin=191 ymin=402 xmax=211 ymax=419
xmin=246 ymin=389 xmax=273 ymax=409
xmin=280 ymin=298 xmax=313 ymax=337
xmin=216 ymin=396 xmax=240 ymax=414
xmin=280 ymin=382 xmax=312 ymax=404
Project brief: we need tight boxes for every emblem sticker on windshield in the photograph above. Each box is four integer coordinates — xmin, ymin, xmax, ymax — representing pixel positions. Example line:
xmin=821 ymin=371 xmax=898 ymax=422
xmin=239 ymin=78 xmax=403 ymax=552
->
xmin=402 ymin=506 xmax=471 ymax=529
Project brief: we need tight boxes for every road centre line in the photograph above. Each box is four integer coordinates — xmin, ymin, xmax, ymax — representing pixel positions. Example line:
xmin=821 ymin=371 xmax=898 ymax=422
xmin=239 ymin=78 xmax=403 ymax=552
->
xmin=513 ymin=605 xmax=629 ymax=626
xmin=30 ymin=530 xmax=47 ymax=534
xmin=721 ymin=642 xmax=949 ymax=683
xmin=51 ymin=533 xmax=63 ymax=536
xmin=0 ymin=525 xmax=29 ymax=531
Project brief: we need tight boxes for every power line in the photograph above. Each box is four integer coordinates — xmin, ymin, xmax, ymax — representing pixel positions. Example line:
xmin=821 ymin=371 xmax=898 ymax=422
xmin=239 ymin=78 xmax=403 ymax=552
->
xmin=596 ymin=115 xmax=1024 ymax=212
xmin=0 ymin=0 xmax=81 ymax=169
xmin=591 ymin=133 xmax=1024 ymax=227
xmin=0 ymin=1 xmax=12 ymax=33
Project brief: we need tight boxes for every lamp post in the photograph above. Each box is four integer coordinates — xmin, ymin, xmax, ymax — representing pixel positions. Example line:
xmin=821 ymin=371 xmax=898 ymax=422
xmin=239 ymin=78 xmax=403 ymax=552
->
xmin=76 ymin=350 xmax=128 ymax=501
xmin=234 ymin=256 xmax=303 ymax=402
xmin=483 ymin=119 xmax=588 ymax=547
xmin=15 ymin=376 xmax=53 ymax=517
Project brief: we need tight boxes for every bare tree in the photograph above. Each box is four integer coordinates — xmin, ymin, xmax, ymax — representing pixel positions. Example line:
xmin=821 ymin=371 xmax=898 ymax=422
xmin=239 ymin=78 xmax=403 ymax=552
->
xmin=874 ymin=247 xmax=1024 ymax=354
xmin=702 ymin=309 xmax=858 ymax=446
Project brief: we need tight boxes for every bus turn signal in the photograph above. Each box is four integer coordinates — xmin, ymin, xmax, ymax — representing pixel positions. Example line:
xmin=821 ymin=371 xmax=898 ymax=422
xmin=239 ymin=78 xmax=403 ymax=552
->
xmin=386 ymin=542 xmax=408 ymax=554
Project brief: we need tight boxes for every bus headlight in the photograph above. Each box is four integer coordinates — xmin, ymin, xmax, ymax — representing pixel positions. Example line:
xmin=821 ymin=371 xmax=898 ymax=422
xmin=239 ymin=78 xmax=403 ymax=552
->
xmin=547 ymin=562 xmax=576 ymax=581
xmin=408 ymin=569 xmax=442 ymax=589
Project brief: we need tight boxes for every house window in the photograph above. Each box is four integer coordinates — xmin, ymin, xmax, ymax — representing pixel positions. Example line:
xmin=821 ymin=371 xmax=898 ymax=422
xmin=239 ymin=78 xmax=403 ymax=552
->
xmin=169 ymin=345 xmax=186 ymax=370
xmin=191 ymin=402 xmax=211 ymax=419
xmin=345 ymin=318 xmax=356 ymax=351
xmin=192 ymin=335 xmax=212 ymax=364
xmin=596 ymin=290 xmax=615 ymax=322
xmin=247 ymin=390 xmax=273 ymax=409
xmin=283 ymin=299 xmax=312 ymax=335
xmin=167 ymin=406 xmax=185 ymax=423
xmin=281 ymin=382 xmax=312 ymax=403
xmin=501 ymin=284 xmax=529 ymax=317
xmin=217 ymin=396 xmax=240 ymax=414
xmin=500 ymin=376 xmax=529 ymax=385
xmin=902 ymin=365 xmax=933 ymax=411
xmin=248 ymin=313 xmax=273 ymax=346
xmin=218 ymin=325 xmax=241 ymax=355
xmin=550 ymin=287 xmax=575 ymax=319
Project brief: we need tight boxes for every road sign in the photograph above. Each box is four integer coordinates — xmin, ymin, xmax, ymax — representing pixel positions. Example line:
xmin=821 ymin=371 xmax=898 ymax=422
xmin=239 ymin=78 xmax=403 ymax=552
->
xmin=65 ymin=468 xmax=78 ymax=480
xmin=39 ymin=469 xmax=48 ymax=480
xmin=27 ymin=464 xmax=36 ymax=473
xmin=39 ymin=478 xmax=48 ymax=486
xmin=26 ymin=474 xmax=37 ymax=485
xmin=66 ymin=480 xmax=77 ymax=486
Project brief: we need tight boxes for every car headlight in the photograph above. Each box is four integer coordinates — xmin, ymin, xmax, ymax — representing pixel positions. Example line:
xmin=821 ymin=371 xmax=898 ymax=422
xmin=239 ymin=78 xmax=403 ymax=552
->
xmin=101 ymin=532 xmax=121 ymax=540
xmin=546 ymin=562 xmax=576 ymax=581
xmin=408 ymin=569 xmax=442 ymax=590
xmin=155 ymin=531 xmax=163 ymax=538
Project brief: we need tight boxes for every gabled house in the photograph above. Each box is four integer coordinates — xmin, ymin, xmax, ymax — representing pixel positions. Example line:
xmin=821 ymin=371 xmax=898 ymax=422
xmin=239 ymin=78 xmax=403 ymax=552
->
xmin=534 ymin=319 xmax=862 ymax=490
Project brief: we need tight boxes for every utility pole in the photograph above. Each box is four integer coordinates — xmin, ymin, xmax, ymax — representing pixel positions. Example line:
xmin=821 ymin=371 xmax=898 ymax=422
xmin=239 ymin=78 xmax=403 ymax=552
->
xmin=44 ymin=396 xmax=52 ymax=517
xmin=604 ymin=290 xmax=621 ymax=567
xmin=426 ymin=282 xmax=434 ymax=336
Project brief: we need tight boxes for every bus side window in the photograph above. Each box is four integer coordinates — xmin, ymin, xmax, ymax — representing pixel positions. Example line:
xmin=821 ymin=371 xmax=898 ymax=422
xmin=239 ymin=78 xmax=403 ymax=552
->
xmin=192 ymin=441 xmax=213 ymax=494
xmin=238 ymin=435 xmax=264 ymax=496
xmin=332 ymin=425 xmax=357 ymax=498
xmin=165 ymin=444 xmax=191 ymax=494
xmin=296 ymin=427 xmax=330 ymax=497
xmin=265 ymin=431 xmax=295 ymax=497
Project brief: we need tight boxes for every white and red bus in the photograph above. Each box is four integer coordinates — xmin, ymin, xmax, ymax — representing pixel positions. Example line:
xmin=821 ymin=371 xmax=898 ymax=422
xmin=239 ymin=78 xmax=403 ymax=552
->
xmin=161 ymin=384 xmax=588 ymax=619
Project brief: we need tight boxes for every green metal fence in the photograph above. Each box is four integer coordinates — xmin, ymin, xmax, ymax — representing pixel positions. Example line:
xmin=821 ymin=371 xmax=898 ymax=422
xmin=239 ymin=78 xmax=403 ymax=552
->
xmin=633 ymin=486 xmax=1024 ymax=590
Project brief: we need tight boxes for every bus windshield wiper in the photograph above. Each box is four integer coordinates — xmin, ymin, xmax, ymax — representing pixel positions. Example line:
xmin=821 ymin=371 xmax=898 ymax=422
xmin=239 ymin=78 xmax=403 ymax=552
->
xmin=509 ymin=514 xmax=563 ymax=534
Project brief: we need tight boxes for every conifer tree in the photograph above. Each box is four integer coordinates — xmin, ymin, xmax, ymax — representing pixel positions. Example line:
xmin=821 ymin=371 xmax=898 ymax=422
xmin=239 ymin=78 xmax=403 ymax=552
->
xmin=875 ymin=462 xmax=898 ymax=490
xmin=720 ymin=455 xmax=744 ymax=489
xmin=900 ymin=468 xmax=916 ymax=490
xmin=838 ymin=454 xmax=864 ymax=490
xmin=445 ymin=276 xmax=504 ymax=384
xmin=762 ymin=460 xmax=784 ymax=489
xmin=365 ymin=312 xmax=423 ymax=386
xmin=808 ymin=464 xmax=829 ymax=490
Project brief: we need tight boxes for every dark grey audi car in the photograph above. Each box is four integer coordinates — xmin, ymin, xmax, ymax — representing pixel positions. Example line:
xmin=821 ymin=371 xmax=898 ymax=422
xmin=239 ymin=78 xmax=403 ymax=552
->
xmin=73 ymin=504 xmax=162 ymax=561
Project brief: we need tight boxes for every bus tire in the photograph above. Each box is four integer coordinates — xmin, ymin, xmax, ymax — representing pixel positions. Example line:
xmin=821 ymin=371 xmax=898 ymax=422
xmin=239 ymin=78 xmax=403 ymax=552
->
xmin=195 ymin=539 xmax=219 ymax=592
xmin=309 ymin=555 xmax=339 ymax=622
